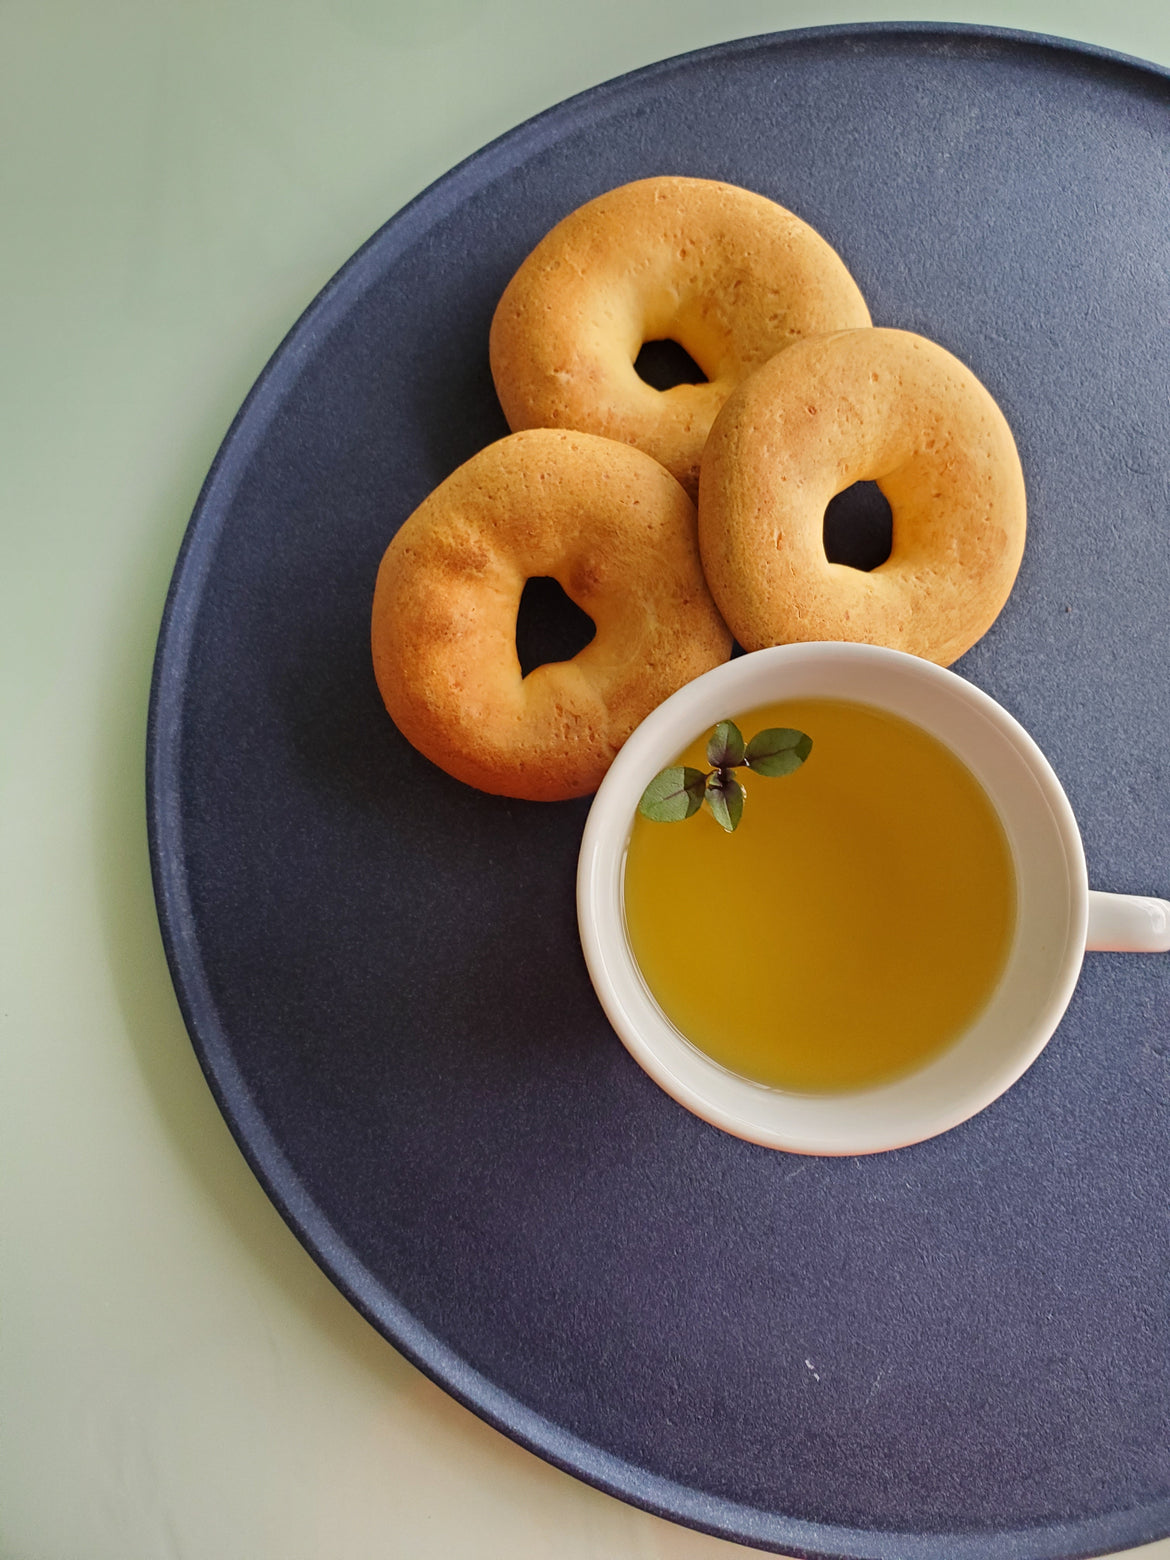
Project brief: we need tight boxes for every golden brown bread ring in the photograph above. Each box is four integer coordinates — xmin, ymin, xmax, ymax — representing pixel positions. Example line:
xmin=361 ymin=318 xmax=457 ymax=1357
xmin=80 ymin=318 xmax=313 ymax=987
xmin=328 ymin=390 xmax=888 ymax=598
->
xmin=489 ymin=176 xmax=872 ymax=498
xmin=698 ymin=328 xmax=1027 ymax=666
xmin=371 ymin=428 xmax=732 ymax=800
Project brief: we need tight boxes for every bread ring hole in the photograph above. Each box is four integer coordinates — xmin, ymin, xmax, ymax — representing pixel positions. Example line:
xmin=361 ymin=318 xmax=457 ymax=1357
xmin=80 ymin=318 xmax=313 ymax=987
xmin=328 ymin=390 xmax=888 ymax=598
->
xmin=634 ymin=339 xmax=708 ymax=390
xmin=823 ymin=482 xmax=894 ymax=572
xmin=516 ymin=576 xmax=596 ymax=677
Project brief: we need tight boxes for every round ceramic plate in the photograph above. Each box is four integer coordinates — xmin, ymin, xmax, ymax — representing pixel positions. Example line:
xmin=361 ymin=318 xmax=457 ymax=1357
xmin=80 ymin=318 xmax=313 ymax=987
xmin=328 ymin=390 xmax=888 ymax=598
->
xmin=148 ymin=24 xmax=1170 ymax=1560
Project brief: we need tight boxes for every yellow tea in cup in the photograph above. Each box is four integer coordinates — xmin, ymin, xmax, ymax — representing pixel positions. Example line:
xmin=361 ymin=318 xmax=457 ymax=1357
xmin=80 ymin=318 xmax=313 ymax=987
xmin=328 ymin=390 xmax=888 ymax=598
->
xmin=622 ymin=698 xmax=1016 ymax=1093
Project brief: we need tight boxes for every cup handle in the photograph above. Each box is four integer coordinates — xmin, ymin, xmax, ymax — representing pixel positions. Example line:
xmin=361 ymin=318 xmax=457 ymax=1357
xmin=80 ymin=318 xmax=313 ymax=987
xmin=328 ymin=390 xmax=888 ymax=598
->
xmin=1086 ymin=891 xmax=1170 ymax=952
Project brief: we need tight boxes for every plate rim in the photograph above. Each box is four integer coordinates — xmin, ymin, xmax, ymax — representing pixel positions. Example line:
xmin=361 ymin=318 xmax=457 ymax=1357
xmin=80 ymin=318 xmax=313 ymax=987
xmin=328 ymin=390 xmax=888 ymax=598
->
xmin=146 ymin=21 xmax=1170 ymax=1559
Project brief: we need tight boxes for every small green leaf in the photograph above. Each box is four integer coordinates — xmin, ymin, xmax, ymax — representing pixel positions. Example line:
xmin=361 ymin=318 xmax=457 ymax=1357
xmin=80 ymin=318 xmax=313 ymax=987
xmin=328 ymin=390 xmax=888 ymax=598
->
xmin=707 ymin=720 xmax=746 ymax=769
xmin=704 ymin=770 xmax=745 ymax=832
xmin=744 ymin=727 xmax=812 ymax=778
xmin=638 ymin=766 xmax=707 ymax=822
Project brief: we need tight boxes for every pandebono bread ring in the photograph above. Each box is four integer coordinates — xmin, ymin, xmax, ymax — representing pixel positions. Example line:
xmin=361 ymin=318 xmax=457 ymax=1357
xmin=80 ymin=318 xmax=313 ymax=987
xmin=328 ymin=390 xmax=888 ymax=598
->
xmin=698 ymin=328 xmax=1027 ymax=666
xmin=371 ymin=428 xmax=732 ymax=801
xmin=489 ymin=176 xmax=872 ymax=498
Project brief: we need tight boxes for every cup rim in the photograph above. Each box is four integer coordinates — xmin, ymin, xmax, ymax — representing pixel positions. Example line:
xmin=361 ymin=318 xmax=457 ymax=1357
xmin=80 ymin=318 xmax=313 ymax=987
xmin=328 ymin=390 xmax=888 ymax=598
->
xmin=577 ymin=643 xmax=1089 ymax=1155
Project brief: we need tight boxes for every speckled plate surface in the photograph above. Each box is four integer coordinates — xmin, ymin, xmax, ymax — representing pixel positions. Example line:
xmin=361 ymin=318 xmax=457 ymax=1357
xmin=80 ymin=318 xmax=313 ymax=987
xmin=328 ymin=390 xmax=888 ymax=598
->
xmin=147 ymin=25 xmax=1170 ymax=1559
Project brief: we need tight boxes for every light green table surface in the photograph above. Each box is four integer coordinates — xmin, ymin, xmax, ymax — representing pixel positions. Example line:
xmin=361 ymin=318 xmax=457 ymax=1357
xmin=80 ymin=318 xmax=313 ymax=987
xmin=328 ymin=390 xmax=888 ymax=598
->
xmin=3 ymin=3 xmax=1169 ymax=1556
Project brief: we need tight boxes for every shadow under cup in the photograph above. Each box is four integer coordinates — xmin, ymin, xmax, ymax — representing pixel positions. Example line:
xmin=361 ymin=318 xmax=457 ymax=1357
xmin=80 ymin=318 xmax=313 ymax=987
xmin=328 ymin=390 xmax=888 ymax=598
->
xmin=577 ymin=644 xmax=1089 ymax=1156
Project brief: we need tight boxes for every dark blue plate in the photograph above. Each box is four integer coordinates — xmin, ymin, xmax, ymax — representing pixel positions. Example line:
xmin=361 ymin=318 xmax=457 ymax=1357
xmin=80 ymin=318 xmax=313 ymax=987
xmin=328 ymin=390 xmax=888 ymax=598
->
xmin=147 ymin=25 xmax=1170 ymax=1559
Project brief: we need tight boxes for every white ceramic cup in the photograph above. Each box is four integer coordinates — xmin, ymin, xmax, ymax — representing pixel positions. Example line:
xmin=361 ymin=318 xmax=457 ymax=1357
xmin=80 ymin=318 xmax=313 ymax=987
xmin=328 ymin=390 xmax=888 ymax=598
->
xmin=577 ymin=643 xmax=1170 ymax=1155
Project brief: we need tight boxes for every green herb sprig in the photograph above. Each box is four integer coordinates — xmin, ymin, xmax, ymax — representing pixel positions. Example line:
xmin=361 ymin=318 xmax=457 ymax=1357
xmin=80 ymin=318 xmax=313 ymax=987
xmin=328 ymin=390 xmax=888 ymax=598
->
xmin=638 ymin=720 xmax=811 ymax=834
